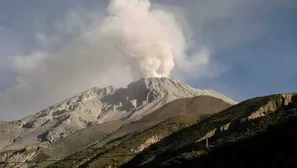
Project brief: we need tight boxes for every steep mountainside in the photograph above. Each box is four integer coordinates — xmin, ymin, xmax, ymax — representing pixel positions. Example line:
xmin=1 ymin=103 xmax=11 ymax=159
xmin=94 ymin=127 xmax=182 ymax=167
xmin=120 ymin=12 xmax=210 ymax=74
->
xmin=0 ymin=95 xmax=231 ymax=168
xmin=47 ymin=115 xmax=203 ymax=168
xmin=44 ymin=95 xmax=231 ymax=168
xmin=122 ymin=93 xmax=297 ymax=168
xmin=0 ymin=77 xmax=236 ymax=152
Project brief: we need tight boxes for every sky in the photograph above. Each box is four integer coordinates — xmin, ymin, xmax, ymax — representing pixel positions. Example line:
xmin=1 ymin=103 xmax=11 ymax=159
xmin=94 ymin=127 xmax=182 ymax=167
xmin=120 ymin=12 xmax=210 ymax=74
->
xmin=0 ymin=0 xmax=296 ymax=120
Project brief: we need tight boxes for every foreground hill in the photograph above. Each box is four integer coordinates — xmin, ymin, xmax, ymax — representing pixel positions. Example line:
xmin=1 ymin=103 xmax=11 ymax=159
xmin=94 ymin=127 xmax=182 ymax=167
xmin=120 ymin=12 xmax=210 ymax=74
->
xmin=122 ymin=93 xmax=297 ymax=168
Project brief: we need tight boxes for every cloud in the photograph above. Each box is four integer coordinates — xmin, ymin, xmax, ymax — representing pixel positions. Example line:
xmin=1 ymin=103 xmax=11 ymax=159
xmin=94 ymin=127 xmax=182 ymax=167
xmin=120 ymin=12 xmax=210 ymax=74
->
xmin=3 ymin=0 xmax=286 ymax=120
xmin=88 ymin=0 xmax=215 ymax=79
xmin=0 ymin=0 xmax=219 ymax=120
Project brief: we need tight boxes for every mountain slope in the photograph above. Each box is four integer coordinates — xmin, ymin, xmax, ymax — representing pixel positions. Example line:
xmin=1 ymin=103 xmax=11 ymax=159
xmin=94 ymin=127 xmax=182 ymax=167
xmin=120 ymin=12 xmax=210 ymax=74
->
xmin=42 ymin=95 xmax=231 ymax=168
xmin=146 ymin=106 xmax=297 ymax=168
xmin=101 ymin=95 xmax=232 ymax=142
xmin=47 ymin=115 xmax=202 ymax=168
xmin=174 ymin=115 xmax=297 ymax=168
xmin=0 ymin=95 xmax=232 ymax=168
xmin=0 ymin=77 xmax=236 ymax=152
xmin=5 ymin=95 xmax=228 ymax=168
xmin=122 ymin=93 xmax=297 ymax=168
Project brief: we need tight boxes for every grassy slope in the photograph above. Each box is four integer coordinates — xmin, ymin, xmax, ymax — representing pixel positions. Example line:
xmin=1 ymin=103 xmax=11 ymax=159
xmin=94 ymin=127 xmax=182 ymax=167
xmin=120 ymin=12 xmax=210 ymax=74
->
xmin=147 ymin=106 xmax=297 ymax=168
xmin=47 ymin=115 xmax=205 ymax=168
xmin=122 ymin=94 xmax=295 ymax=167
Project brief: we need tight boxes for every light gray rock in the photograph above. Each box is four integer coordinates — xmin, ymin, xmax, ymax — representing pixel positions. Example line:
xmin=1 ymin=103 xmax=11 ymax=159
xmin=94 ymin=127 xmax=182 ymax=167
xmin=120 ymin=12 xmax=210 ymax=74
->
xmin=0 ymin=77 xmax=237 ymax=152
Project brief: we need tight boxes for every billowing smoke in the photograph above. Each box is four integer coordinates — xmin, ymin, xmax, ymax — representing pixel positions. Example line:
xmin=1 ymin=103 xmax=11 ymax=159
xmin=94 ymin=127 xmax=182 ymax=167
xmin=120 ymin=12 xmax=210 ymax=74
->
xmin=99 ymin=0 xmax=181 ymax=78
xmin=0 ymin=0 xmax=214 ymax=120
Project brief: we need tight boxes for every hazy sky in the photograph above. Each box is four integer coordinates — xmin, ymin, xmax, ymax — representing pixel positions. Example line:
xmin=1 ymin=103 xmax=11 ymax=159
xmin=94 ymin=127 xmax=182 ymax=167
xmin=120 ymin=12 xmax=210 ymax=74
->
xmin=0 ymin=0 xmax=296 ymax=120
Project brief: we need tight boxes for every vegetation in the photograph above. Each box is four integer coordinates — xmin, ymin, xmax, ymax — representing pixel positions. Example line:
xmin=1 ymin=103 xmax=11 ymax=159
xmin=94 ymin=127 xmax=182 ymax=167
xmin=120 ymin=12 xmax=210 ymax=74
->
xmin=146 ymin=107 xmax=297 ymax=168
xmin=47 ymin=114 xmax=205 ymax=168
xmin=122 ymin=94 xmax=295 ymax=167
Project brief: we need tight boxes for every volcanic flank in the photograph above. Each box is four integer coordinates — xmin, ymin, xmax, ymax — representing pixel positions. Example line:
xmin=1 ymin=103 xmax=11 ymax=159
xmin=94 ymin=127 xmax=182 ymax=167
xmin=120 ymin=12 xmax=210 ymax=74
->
xmin=0 ymin=77 xmax=237 ymax=152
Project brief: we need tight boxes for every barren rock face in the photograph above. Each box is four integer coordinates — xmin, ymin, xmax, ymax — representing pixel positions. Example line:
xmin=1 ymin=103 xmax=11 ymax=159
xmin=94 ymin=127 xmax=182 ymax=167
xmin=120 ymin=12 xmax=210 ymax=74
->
xmin=248 ymin=94 xmax=297 ymax=120
xmin=0 ymin=143 xmax=48 ymax=168
xmin=0 ymin=77 xmax=237 ymax=151
xmin=137 ymin=135 xmax=163 ymax=153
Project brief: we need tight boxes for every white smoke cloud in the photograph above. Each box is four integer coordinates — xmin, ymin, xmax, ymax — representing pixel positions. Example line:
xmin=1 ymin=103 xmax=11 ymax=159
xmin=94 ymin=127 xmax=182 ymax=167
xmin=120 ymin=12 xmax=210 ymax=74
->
xmin=88 ymin=0 xmax=210 ymax=79
xmin=99 ymin=0 xmax=176 ymax=78
xmin=0 ymin=0 xmax=215 ymax=120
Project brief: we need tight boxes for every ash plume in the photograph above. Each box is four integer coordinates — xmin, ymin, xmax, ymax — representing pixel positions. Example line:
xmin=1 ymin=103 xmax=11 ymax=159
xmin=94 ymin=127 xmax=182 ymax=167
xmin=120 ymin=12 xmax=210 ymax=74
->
xmin=99 ymin=0 xmax=180 ymax=78
xmin=0 ymin=0 xmax=213 ymax=120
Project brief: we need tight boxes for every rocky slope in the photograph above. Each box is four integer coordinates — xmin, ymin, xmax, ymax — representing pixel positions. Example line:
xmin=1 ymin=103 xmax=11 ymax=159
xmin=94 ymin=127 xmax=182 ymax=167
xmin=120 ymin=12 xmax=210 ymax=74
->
xmin=0 ymin=77 xmax=237 ymax=152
